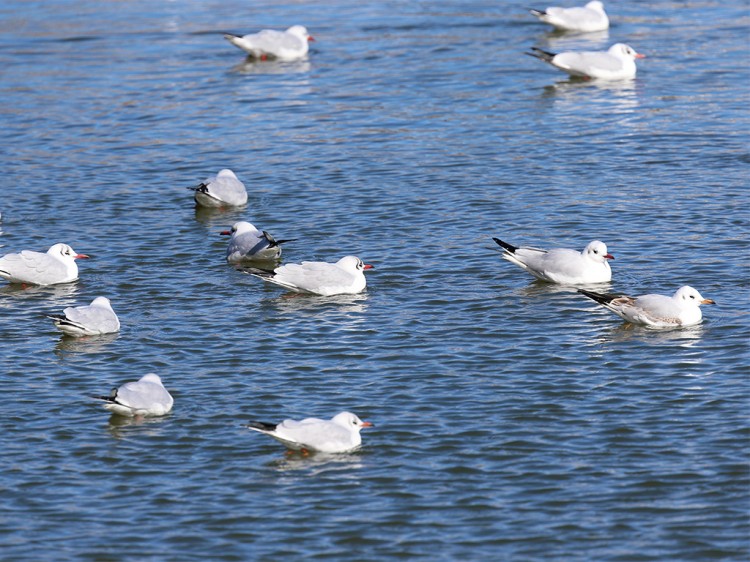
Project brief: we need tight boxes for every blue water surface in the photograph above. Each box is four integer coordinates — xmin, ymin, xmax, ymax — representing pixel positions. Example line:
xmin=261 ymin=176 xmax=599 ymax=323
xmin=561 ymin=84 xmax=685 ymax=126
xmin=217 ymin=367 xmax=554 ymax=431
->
xmin=0 ymin=1 xmax=748 ymax=560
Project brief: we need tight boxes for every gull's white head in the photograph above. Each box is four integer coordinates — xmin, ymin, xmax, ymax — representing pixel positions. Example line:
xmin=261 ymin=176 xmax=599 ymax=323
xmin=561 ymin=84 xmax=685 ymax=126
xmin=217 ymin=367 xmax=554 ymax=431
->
xmin=332 ymin=411 xmax=374 ymax=433
xmin=140 ymin=373 xmax=164 ymax=386
xmin=91 ymin=296 xmax=113 ymax=309
xmin=609 ymin=43 xmax=645 ymax=60
xmin=216 ymin=169 xmax=237 ymax=180
xmin=583 ymin=240 xmax=614 ymax=263
xmin=230 ymin=221 xmax=259 ymax=236
xmin=585 ymin=1 xmax=605 ymax=12
xmin=674 ymin=286 xmax=715 ymax=306
xmin=336 ymin=255 xmax=374 ymax=273
xmin=49 ymin=243 xmax=89 ymax=260
xmin=287 ymin=25 xmax=313 ymax=42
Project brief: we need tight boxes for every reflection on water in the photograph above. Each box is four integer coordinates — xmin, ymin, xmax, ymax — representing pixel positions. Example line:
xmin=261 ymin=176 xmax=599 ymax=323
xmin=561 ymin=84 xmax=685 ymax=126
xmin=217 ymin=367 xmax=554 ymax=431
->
xmin=193 ymin=205 xmax=248 ymax=228
xmin=0 ymin=282 xmax=79 ymax=307
xmin=54 ymin=331 xmax=120 ymax=355
xmin=231 ymin=58 xmax=312 ymax=76
xmin=597 ymin=321 xmax=706 ymax=346
xmin=518 ymin=279 xmax=612 ymax=298
xmin=1 ymin=0 xmax=747 ymax=559
xmin=541 ymin=29 xmax=610 ymax=50
xmin=106 ymin=412 xmax=172 ymax=439
xmin=268 ymin=449 xmax=367 ymax=475
xmin=229 ymin=257 xmax=280 ymax=271
xmin=262 ymin=291 xmax=370 ymax=317
xmin=542 ymin=77 xmax=640 ymax=114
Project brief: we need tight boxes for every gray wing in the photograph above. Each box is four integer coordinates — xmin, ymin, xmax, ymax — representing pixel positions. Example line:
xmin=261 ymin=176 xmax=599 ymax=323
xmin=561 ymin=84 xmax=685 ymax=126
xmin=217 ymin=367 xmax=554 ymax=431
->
xmin=228 ymin=231 xmax=271 ymax=260
xmin=273 ymin=262 xmax=355 ymax=294
xmin=277 ymin=418 xmax=351 ymax=449
xmin=548 ymin=6 xmax=596 ymax=25
xmin=115 ymin=380 xmax=172 ymax=411
xmin=630 ymin=294 xmax=681 ymax=322
xmin=62 ymin=304 xmax=119 ymax=333
xmin=0 ymin=250 xmax=68 ymax=284
xmin=208 ymin=176 xmax=247 ymax=205
xmin=555 ymin=51 xmax=621 ymax=74
xmin=248 ymin=30 xmax=304 ymax=54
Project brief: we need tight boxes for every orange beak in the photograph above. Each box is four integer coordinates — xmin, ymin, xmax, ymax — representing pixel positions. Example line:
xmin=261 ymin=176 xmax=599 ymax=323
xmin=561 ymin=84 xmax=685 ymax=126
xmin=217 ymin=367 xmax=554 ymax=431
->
xmin=75 ymin=254 xmax=89 ymax=259
xmin=701 ymin=298 xmax=716 ymax=305
xmin=635 ymin=53 xmax=646 ymax=59
xmin=361 ymin=421 xmax=374 ymax=428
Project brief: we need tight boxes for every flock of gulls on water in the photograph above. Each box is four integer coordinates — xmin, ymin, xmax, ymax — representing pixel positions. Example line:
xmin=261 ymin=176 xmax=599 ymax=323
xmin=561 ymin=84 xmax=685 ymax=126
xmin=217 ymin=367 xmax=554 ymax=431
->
xmin=0 ymin=3 xmax=715 ymax=454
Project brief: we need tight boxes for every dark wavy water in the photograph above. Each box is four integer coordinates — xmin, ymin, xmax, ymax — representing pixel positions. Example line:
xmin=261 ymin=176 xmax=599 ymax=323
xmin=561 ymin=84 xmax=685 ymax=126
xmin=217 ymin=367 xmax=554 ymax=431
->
xmin=1 ymin=1 xmax=748 ymax=560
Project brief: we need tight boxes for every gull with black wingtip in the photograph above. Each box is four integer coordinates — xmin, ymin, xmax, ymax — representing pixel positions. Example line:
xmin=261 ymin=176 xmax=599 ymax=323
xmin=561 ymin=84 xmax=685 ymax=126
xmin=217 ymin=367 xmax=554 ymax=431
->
xmin=493 ymin=237 xmax=613 ymax=285
xmin=0 ymin=243 xmax=89 ymax=286
xmin=527 ymin=43 xmax=645 ymax=80
xmin=48 ymin=296 xmax=120 ymax=337
xmin=224 ymin=25 xmax=314 ymax=61
xmin=529 ymin=1 xmax=610 ymax=32
xmin=95 ymin=373 xmax=174 ymax=417
xmin=221 ymin=221 xmax=296 ymax=263
xmin=247 ymin=412 xmax=373 ymax=454
xmin=188 ymin=169 xmax=248 ymax=208
xmin=578 ymin=285 xmax=715 ymax=328
xmin=248 ymin=255 xmax=374 ymax=296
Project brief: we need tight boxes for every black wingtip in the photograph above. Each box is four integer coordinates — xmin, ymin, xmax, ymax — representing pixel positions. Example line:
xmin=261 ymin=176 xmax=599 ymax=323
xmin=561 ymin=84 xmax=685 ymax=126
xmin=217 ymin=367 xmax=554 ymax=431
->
xmin=492 ymin=237 xmax=518 ymax=253
xmin=247 ymin=421 xmax=277 ymax=432
xmin=262 ymin=231 xmax=296 ymax=249
xmin=187 ymin=183 xmax=209 ymax=193
xmin=274 ymin=238 xmax=297 ymax=247
xmin=47 ymin=315 xmax=80 ymax=329
xmin=578 ymin=289 xmax=616 ymax=305
xmin=527 ymin=47 xmax=556 ymax=62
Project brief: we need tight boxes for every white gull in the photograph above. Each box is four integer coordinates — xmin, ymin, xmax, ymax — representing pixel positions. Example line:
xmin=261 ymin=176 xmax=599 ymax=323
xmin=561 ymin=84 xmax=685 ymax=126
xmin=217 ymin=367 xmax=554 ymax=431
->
xmin=530 ymin=1 xmax=609 ymax=32
xmin=49 ymin=296 xmax=120 ymax=337
xmin=221 ymin=221 xmax=295 ymax=263
xmin=0 ymin=243 xmax=89 ymax=286
xmin=247 ymin=412 xmax=373 ymax=454
xmin=189 ymin=169 xmax=248 ymax=208
xmin=493 ymin=237 xmax=613 ymax=285
xmin=578 ymin=285 xmax=716 ymax=328
xmin=528 ymin=43 xmax=644 ymax=80
xmin=249 ymin=255 xmax=374 ymax=296
xmin=95 ymin=373 xmax=174 ymax=417
xmin=224 ymin=25 xmax=314 ymax=61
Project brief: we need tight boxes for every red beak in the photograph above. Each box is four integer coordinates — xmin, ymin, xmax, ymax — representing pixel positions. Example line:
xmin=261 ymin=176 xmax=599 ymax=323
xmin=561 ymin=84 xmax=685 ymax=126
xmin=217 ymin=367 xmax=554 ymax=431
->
xmin=308 ymin=36 xmax=315 ymax=42
xmin=363 ymin=264 xmax=374 ymax=270
xmin=635 ymin=53 xmax=646 ymax=59
xmin=604 ymin=253 xmax=614 ymax=260
xmin=75 ymin=254 xmax=89 ymax=259
xmin=220 ymin=230 xmax=231 ymax=236
xmin=361 ymin=421 xmax=374 ymax=428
